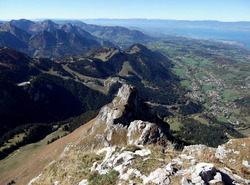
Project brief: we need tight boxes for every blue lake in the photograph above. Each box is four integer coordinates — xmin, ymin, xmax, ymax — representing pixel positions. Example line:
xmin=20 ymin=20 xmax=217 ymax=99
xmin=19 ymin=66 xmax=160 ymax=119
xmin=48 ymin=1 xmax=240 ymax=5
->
xmin=165 ymin=28 xmax=250 ymax=49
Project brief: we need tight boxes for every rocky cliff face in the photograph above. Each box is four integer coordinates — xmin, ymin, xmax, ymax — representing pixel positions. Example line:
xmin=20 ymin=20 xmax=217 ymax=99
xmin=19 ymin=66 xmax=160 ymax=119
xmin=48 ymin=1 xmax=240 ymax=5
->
xmin=82 ymin=84 xmax=170 ymax=149
xmin=29 ymin=138 xmax=249 ymax=185
xmin=25 ymin=84 xmax=249 ymax=185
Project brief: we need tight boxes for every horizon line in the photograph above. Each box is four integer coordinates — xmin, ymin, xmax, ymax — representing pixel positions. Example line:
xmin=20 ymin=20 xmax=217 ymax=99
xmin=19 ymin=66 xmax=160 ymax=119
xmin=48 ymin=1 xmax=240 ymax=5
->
xmin=1 ymin=18 xmax=250 ymax=23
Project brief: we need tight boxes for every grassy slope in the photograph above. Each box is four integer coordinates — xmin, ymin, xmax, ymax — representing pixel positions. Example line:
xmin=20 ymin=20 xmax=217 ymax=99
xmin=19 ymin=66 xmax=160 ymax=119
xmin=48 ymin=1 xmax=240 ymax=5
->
xmin=0 ymin=118 xmax=97 ymax=185
xmin=27 ymin=136 xmax=250 ymax=185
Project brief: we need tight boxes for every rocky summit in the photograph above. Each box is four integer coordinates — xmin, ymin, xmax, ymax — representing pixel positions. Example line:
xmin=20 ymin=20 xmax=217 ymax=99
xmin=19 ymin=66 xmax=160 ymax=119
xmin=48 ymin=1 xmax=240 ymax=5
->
xmin=23 ymin=84 xmax=249 ymax=185
xmin=80 ymin=84 xmax=171 ymax=149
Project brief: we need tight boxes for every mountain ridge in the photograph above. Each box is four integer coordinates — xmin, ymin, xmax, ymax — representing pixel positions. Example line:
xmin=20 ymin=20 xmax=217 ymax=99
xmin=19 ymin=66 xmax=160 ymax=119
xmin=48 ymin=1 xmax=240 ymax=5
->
xmin=0 ymin=22 xmax=31 ymax=43
xmin=0 ymin=19 xmax=155 ymax=58
xmin=2 ymin=84 xmax=248 ymax=185
xmin=0 ymin=44 xmax=244 ymax=152
xmin=0 ymin=17 xmax=249 ymax=185
xmin=0 ymin=20 xmax=112 ymax=58
xmin=28 ymin=29 xmax=102 ymax=58
xmin=75 ymin=21 xmax=153 ymax=48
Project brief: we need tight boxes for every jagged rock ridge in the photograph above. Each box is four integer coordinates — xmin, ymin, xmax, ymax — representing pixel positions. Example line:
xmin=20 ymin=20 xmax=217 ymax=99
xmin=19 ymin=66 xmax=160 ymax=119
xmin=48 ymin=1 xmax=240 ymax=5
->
xmin=84 ymin=84 xmax=171 ymax=148
xmin=0 ymin=19 xmax=153 ymax=58
xmin=28 ymin=132 xmax=250 ymax=185
xmin=0 ymin=20 xmax=114 ymax=58
xmin=23 ymin=85 xmax=249 ymax=185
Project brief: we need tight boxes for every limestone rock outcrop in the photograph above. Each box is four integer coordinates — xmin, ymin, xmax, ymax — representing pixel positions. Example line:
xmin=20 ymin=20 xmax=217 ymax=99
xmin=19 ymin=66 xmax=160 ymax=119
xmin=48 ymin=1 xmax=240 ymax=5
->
xmin=86 ymin=84 xmax=170 ymax=148
xmin=26 ymin=84 xmax=250 ymax=185
xmin=190 ymin=163 xmax=216 ymax=184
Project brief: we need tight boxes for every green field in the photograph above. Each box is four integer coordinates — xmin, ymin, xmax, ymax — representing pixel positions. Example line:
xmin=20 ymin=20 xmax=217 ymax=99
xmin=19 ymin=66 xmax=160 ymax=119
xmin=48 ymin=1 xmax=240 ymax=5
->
xmin=1 ymin=133 xmax=25 ymax=150
xmin=183 ymin=58 xmax=198 ymax=66
xmin=0 ymin=127 xmax=68 ymax=179
xmin=202 ymin=84 xmax=214 ymax=90
xmin=146 ymin=38 xmax=250 ymax=130
xmin=168 ymin=119 xmax=182 ymax=131
xmin=181 ymin=80 xmax=191 ymax=88
xmin=222 ymin=90 xmax=239 ymax=102
xmin=172 ymin=68 xmax=186 ymax=75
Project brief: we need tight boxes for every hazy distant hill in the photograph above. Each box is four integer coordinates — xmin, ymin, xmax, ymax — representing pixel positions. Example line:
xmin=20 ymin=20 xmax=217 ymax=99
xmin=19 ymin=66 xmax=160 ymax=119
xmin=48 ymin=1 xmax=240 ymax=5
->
xmin=0 ymin=22 xmax=31 ymax=43
xmin=75 ymin=21 xmax=153 ymax=48
xmin=10 ymin=19 xmax=40 ymax=34
xmin=80 ymin=19 xmax=250 ymax=31
xmin=0 ymin=19 xmax=155 ymax=58
xmin=10 ymin=19 xmax=59 ymax=34
xmin=10 ymin=19 xmax=97 ymax=40
xmin=0 ymin=20 xmax=115 ymax=58
xmin=28 ymin=29 xmax=102 ymax=58
xmin=0 ymin=32 xmax=28 ymax=51
xmin=9 ymin=19 xmax=153 ymax=48
xmin=58 ymin=23 xmax=96 ymax=40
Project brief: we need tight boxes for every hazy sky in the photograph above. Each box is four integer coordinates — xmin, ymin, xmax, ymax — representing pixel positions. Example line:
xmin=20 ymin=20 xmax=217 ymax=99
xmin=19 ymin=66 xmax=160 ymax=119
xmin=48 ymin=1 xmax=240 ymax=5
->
xmin=1 ymin=0 xmax=249 ymax=21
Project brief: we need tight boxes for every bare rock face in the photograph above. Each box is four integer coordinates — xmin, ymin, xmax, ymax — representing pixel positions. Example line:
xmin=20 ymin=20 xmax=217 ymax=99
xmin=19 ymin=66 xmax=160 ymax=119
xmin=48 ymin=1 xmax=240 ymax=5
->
xmin=183 ymin=145 xmax=215 ymax=155
xmin=94 ymin=84 xmax=153 ymax=128
xmin=29 ymin=137 xmax=249 ymax=185
xmin=91 ymin=146 xmax=171 ymax=185
xmin=78 ymin=179 xmax=88 ymax=185
xmin=127 ymin=120 xmax=167 ymax=145
xmin=181 ymin=162 xmax=223 ymax=185
xmin=145 ymin=168 xmax=171 ymax=185
xmin=191 ymin=163 xmax=216 ymax=184
xmin=88 ymin=84 xmax=170 ymax=148
xmin=25 ymin=86 xmax=249 ymax=185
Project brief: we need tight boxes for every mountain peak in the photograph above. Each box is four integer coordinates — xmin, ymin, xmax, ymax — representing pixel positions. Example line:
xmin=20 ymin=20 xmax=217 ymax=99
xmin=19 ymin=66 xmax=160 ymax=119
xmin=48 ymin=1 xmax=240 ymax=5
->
xmin=0 ymin=22 xmax=31 ymax=43
xmin=10 ymin=19 xmax=35 ymax=25
xmin=83 ymin=46 xmax=121 ymax=62
xmin=9 ymin=19 xmax=37 ymax=34
xmin=58 ymin=23 xmax=97 ymax=40
xmin=38 ymin=20 xmax=58 ymax=32
xmin=82 ymin=83 xmax=170 ymax=148
xmin=125 ymin=43 xmax=151 ymax=54
xmin=41 ymin=19 xmax=56 ymax=26
xmin=62 ymin=22 xmax=73 ymax=27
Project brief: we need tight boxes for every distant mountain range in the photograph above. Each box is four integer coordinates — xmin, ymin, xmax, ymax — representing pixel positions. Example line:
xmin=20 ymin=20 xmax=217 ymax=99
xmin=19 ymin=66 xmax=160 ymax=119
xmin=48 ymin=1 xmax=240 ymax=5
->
xmin=74 ymin=22 xmax=153 ymax=48
xmin=0 ymin=19 xmax=153 ymax=58
xmin=78 ymin=19 xmax=250 ymax=31
xmin=69 ymin=19 xmax=250 ymax=48
xmin=9 ymin=19 xmax=96 ymax=39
